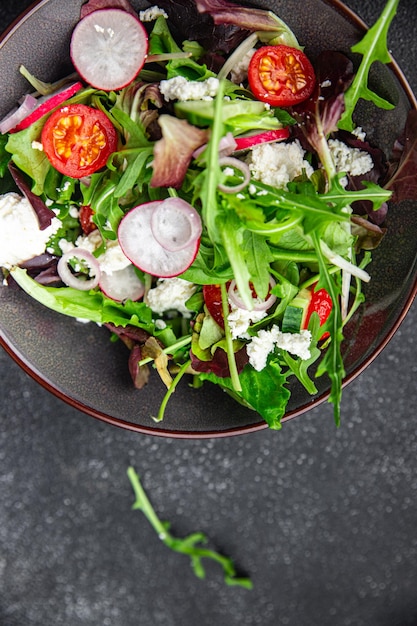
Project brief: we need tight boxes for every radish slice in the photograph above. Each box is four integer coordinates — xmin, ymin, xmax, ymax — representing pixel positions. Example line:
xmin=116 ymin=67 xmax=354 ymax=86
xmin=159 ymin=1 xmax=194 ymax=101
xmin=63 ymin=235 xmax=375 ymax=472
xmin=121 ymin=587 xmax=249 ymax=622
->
xmin=99 ymin=265 xmax=145 ymax=302
xmin=57 ymin=248 xmax=101 ymax=290
xmin=118 ymin=201 xmax=200 ymax=278
xmin=150 ymin=197 xmax=202 ymax=252
xmin=228 ymin=276 xmax=277 ymax=311
xmin=70 ymin=9 xmax=148 ymax=91
xmin=9 ymin=82 xmax=83 ymax=133
xmin=234 ymin=128 xmax=290 ymax=151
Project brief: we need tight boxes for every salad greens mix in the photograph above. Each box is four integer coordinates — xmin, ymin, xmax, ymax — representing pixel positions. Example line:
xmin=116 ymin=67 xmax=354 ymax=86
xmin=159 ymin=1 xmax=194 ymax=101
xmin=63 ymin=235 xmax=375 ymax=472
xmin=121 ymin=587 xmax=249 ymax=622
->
xmin=1 ymin=0 xmax=417 ymax=430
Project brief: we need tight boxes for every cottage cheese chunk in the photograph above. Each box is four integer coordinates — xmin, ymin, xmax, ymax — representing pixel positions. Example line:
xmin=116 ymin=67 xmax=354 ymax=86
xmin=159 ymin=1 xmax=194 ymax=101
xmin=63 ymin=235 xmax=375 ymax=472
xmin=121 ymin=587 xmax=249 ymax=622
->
xmin=247 ymin=325 xmax=312 ymax=371
xmin=159 ymin=76 xmax=220 ymax=102
xmin=0 ymin=192 xmax=61 ymax=270
xmin=328 ymin=139 xmax=373 ymax=177
xmin=247 ymin=140 xmax=314 ymax=189
xmin=146 ymin=277 xmax=197 ymax=317
xmin=139 ymin=6 xmax=168 ymax=21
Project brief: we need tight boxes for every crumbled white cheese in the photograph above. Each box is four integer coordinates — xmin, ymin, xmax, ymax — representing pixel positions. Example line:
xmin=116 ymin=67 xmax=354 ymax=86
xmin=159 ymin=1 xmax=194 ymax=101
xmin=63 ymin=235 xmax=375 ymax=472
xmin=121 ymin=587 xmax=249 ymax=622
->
xmin=139 ymin=5 xmax=168 ymax=21
xmin=0 ymin=192 xmax=61 ymax=269
xmin=159 ymin=76 xmax=220 ymax=102
xmin=247 ymin=325 xmax=312 ymax=371
xmin=328 ymin=139 xmax=373 ymax=177
xmin=31 ymin=141 xmax=43 ymax=151
xmin=146 ymin=277 xmax=196 ymax=317
xmin=230 ymin=48 xmax=256 ymax=84
xmin=246 ymin=140 xmax=314 ymax=189
xmin=227 ymin=303 xmax=267 ymax=340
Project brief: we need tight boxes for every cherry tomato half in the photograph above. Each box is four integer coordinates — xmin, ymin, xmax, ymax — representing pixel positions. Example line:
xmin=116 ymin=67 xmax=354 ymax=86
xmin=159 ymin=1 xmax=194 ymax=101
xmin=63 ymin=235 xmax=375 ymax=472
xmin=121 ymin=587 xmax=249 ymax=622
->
xmin=203 ymin=284 xmax=225 ymax=328
xmin=41 ymin=103 xmax=118 ymax=178
xmin=248 ymin=45 xmax=316 ymax=107
xmin=79 ymin=205 xmax=97 ymax=235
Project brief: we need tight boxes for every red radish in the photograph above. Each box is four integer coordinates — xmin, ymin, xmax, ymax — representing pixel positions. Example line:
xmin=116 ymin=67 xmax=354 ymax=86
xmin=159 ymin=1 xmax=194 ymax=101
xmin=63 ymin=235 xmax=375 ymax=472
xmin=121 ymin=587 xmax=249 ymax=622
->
xmin=118 ymin=201 xmax=200 ymax=278
xmin=70 ymin=9 xmax=148 ymax=91
xmin=9 ymin=82 xmax=83 ymax=133
xmin=234 ymin=127 xmax=290 ymax=151
xmin=99 ymin=265 xmax=145 ymax=302
xmin=150 ymin=197 xmax=202 ymax=252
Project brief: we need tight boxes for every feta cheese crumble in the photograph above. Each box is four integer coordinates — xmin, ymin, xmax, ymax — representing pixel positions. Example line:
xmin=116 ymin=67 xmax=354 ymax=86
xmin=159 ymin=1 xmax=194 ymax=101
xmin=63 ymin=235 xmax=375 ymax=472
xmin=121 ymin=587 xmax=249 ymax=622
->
xmin=0 ymin=192 xmax=61 ymax=270
xmin=247 ymin=325 xmax=312 ymax=371
xmin=328 ymin=139 xmax=373 ymax=177
xmin=159 ymin=76 xmax=220 ymax=102
xmin=230 ymin=48 xmax=256 ymax=84
xmin=139 ymin=6 xmax=168 ymax=21
xmin=246 ymin=140 xmax=314 ymax=189
xmin=227 ymin=303 xmax=267 ymax=340
xmin=146 ymin=277 xmax=197 ymax=317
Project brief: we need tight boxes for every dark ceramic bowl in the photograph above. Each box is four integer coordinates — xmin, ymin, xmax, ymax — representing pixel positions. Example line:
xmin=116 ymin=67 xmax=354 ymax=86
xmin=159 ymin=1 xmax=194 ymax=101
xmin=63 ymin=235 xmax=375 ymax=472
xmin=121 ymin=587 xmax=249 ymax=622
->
xmin=0 ymin=0 xmax=416 ymax=438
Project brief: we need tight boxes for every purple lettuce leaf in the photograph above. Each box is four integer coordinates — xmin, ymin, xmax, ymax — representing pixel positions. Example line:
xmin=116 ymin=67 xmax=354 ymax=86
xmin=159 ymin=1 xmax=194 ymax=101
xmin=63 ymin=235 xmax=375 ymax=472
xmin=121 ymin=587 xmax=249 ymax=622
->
xmin=150 ymin=115 xmax=209 ymax=188
xmin=8 ymin=162 xmax=56 ymax=230
xmin=154 ymin=0 xmax=247 ymax=54
xmin=384 ymin=109 xmax=417 ymax=204
xmin=19 ymin=253 xmax=61 ymax=285
xmin=190 ymin=344 xmax=248 ymax=378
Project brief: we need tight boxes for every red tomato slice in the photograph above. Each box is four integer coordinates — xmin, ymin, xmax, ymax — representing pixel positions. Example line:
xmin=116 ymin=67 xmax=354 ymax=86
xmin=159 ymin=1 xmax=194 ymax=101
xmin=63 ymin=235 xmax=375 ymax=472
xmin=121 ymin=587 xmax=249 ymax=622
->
xmin=79 ymin=205 xmax=97 ymax=235
xmin=304 ymin=286 xmax=332 ymax=339
xmin=41 ymin=103 xmax=118 ymax=178
xmin=203 ymin=284 xmax=225 ymax=328
xmin=248 ymin=45 xmax=316 ymax=107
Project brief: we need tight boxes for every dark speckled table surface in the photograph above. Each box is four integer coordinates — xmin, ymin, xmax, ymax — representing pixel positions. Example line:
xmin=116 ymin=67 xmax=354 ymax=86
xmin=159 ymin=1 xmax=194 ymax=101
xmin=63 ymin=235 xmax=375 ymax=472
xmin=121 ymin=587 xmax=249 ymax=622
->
xmin=1 ymin=1 xmax=417 ymax=625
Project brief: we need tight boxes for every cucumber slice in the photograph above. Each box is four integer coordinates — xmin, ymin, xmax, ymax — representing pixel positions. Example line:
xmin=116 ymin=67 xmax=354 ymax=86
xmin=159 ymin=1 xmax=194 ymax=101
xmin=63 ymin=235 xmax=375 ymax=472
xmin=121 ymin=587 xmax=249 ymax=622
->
xmin=281 ymin=288 xmax=311 ymax=333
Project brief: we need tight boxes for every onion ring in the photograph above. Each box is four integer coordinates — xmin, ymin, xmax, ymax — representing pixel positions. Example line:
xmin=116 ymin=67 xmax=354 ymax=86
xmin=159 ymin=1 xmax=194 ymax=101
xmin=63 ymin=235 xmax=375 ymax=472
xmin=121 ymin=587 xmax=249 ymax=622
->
xmin=57 ymin=248 xmax=101 ymax=290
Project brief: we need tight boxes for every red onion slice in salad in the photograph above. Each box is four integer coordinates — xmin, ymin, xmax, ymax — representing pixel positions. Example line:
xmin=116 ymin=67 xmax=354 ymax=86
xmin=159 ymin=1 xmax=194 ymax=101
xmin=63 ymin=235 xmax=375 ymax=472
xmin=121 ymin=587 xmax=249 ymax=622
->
xmin=228 ymin=276 xmax=277 ymax=311
xmin=57 ymin=248 xmax=101 ymax=290
xmin=150 ymin=197 xmax=202 ymax=252
xmin=218 ymin=156 xmax=251 ymax=193
xmin=0 ymin=94 xmax=37 ymax=134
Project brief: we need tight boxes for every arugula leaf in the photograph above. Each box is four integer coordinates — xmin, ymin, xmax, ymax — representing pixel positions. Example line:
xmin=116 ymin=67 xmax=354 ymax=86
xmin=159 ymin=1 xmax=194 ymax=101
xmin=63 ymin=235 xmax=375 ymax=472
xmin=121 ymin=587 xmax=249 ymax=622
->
xmin=309 ymin=232 xmax=345 ymax=426
xmin=127 ymin=467 xmax=253 ymax=589
xmin=199 ymin=358 xmax=290 ymax=430
xmin=338 ymin=0 xmax=399 ymax=132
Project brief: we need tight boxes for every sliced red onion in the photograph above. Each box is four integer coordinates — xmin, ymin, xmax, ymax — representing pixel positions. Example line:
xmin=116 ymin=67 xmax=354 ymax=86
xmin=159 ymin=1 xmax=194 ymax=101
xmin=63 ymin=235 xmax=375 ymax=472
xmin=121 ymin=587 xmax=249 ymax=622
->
xmin=99 ymin=265 xmax=145 ymax=302
xmin=57 ymin=248 xmax=101 ymax=291
xmin=0 ymin=94 xmax=38 ymax=134
xmin=228 ymin=276 xmax=277 ymax=311
xmin=150 ymin=197 xmax=202 ymax=252
xmin=192 ymin=132 xmax=237 ymax=159
xmin=218 ymin=156 xmax=251 ymax=194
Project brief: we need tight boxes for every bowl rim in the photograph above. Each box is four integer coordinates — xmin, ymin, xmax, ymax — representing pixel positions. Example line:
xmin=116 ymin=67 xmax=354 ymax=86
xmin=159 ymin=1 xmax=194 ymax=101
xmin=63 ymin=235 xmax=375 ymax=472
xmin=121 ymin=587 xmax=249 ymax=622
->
xmin=1 ymin=0 xmax=416 ymax=439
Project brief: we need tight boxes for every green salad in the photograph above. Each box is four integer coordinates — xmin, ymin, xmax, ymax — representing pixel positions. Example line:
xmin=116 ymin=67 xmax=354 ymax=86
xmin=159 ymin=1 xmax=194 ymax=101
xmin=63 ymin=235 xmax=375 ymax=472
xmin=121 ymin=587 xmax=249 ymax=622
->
xmin=1 ymin=0 xmax=416 ymax=429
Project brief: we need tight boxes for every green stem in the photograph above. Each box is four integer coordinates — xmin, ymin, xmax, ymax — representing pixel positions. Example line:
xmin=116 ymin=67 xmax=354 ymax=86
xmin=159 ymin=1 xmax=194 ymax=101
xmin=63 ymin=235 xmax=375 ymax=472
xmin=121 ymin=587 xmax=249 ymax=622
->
xmin=153 ymin=359 xmax=191 ymax=423
xmin=220 ymin=282 xmax=242 ymax=393
xmin=138 ymin=335 xmax=192 ymax=366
